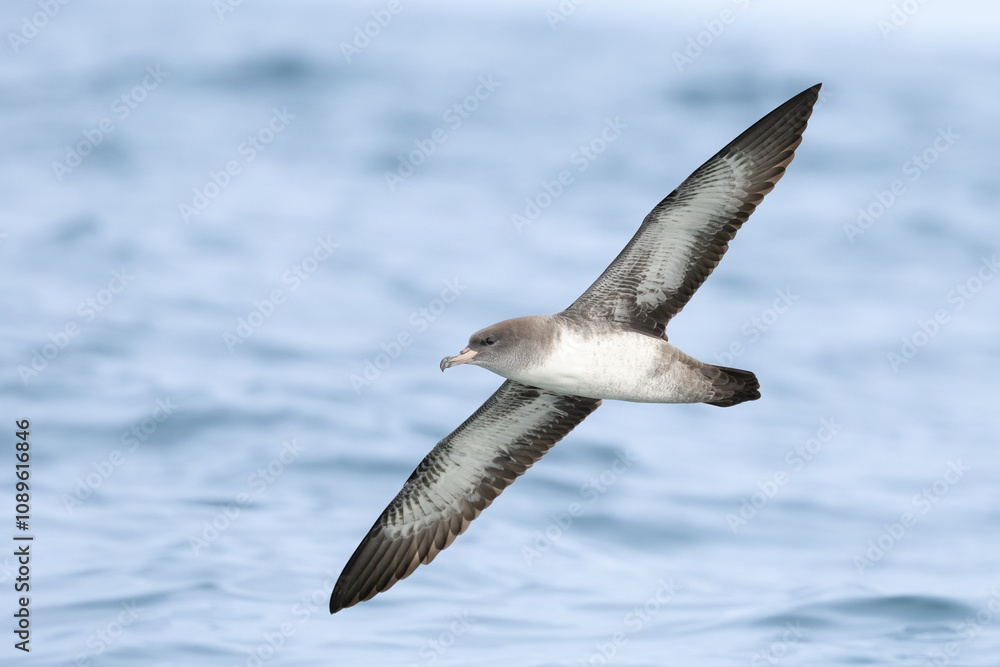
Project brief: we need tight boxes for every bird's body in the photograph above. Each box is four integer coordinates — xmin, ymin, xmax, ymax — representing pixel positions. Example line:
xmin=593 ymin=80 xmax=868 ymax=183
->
xmin=490 ymin=315 xmax=757 ymax=405
xmin=329 ymin=83 xmax=821 ymax=613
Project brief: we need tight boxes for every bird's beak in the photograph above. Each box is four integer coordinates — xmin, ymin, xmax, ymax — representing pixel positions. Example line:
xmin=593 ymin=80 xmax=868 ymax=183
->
xmin=440 ymin=347 xmax=477 ymax=372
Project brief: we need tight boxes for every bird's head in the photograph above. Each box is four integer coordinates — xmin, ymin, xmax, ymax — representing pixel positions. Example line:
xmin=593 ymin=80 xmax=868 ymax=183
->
xmin=440 ymin=316 xmax=550 ymax=377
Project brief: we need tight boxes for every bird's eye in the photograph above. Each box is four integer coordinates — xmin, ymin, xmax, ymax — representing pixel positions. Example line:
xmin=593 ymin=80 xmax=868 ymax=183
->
xmin=482 ymin=336 xmax=496 ymax=346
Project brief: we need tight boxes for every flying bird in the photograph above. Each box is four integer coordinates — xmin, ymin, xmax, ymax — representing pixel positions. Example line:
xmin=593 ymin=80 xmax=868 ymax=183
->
xmin=330 ymin=84 xmax=820 ymax=613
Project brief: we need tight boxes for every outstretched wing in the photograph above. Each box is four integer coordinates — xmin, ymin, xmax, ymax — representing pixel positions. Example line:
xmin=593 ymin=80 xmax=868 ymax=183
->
xmin=564 ymin=84 xmax=820 ymax=337
xmin=330 ymin=380 xmax=601 ymax=612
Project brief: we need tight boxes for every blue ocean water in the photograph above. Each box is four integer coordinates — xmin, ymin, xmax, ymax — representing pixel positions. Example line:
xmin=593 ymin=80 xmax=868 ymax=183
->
xmin=2 ymin=1 xmax=1000 ymax=665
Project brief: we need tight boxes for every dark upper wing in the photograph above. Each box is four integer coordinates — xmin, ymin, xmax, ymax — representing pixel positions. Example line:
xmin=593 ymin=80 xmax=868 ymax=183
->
xmin=563 ymin=84 xmax=820 ymax=337
xmin=329 ymin=380 xmax=601 ymax=612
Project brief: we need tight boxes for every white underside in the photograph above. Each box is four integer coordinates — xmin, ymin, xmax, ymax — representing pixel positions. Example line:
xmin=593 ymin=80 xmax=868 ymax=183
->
xmin=503 ymin=327 xmax=713 ymax=403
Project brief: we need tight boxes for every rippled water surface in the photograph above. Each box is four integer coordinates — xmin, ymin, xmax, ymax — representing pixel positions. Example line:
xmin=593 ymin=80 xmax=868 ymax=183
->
xmin=2 ymin=1 xmax=1000 ymax=665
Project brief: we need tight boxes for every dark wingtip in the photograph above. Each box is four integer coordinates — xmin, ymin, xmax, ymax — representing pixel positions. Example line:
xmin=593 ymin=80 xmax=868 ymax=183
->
xmin=799 ymin=83 xmax=822 ymax=98
xmin=704 ymin=365 xmax=760 ymax=407
xmin=329 ymin=576 xmax=356 ymax=614
xmin=797 ymin=83 xmax=822 ymax=109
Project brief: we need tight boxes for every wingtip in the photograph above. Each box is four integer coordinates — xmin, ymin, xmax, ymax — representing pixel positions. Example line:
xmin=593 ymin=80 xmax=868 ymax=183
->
xmin=780 ymin=83 xmax=821 ymax=111
xmin=329 ymin=590 xmax=348 ymax=614
xmin=329 ymin=577 xmax=358 ymax=614
xmin=799 ymin=83 xmax=822 ymax=105
xmin=787 ymin=83 xmax=821 ymax=109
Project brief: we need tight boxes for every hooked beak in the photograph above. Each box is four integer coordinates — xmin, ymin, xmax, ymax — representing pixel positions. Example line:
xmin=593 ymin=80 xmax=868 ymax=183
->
xmin=440 ymin=346 xmax=477 ymax=372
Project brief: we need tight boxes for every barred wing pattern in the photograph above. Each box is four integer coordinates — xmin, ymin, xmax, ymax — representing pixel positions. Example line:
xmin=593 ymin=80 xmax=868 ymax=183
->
xmin=564 ymin=84 xmax=820 ymax=336
xmin=330 ymin=381 xmax=601 ymax=612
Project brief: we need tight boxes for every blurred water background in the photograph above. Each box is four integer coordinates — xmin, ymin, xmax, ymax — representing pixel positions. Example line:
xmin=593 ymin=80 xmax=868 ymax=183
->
xmin=2 ymin=1 xmax=1000 ymax=665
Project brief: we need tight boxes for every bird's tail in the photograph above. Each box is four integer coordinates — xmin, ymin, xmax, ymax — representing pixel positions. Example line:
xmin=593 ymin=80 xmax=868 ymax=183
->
xmin=702 ymin=365 xmax=760 ymax=407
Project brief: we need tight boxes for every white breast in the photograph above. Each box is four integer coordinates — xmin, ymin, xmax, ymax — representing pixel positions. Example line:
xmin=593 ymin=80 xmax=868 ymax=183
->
xmin=504 ymin=326 xmax=710 ymax=403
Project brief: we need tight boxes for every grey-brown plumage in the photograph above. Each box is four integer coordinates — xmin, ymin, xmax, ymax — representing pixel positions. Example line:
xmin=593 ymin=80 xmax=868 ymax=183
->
xmin=330 ymin=382 xmax=599 ymax=612
xmin=701 ymin=364 xmax=760 ymax=407
xmin=330 ymin=84 xmax=819 ymax=613
xmin=566 ymin=84 xmax=820 ymax=337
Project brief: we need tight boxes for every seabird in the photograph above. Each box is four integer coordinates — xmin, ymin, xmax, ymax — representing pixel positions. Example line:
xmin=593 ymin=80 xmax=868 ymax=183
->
xmin=330 ymin=84 xmax=820 ymax=613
